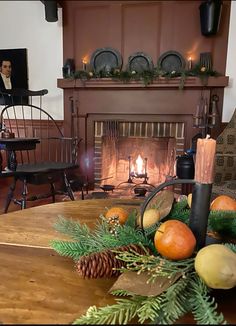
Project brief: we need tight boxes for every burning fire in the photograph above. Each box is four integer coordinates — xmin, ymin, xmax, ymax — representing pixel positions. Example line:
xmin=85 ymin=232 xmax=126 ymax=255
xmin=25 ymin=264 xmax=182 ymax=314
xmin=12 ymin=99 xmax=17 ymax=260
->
xmin=131 ymin=155 xmax=145 ymax=177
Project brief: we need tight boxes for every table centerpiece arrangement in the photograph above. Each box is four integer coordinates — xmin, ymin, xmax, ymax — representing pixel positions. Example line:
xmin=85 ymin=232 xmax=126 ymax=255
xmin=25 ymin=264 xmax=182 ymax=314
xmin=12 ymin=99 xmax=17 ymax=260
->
xmin=51 ymin=136 xmax=236 ymax=325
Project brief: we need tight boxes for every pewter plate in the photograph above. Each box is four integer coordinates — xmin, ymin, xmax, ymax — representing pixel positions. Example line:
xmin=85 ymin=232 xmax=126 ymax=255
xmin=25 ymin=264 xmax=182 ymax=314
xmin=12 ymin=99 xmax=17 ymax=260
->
xmin=90 ymin=47 xmax=123 ymax=73
xmin=157 ymin=51 xmax=186 ymax=73
xmin=127 ymin=52 xmax=154 ymax=73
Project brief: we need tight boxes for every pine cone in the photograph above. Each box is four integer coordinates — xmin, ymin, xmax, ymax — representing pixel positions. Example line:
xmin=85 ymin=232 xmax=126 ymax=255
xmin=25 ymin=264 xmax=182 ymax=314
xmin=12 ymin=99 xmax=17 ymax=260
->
xmin=76 ymin=244 xmax=152 ymax=279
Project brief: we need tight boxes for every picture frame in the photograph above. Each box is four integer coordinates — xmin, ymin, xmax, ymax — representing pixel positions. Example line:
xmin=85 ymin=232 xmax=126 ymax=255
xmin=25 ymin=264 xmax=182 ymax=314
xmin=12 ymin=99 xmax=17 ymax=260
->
xmin=0 ymin=48 xmax=29 ymax=105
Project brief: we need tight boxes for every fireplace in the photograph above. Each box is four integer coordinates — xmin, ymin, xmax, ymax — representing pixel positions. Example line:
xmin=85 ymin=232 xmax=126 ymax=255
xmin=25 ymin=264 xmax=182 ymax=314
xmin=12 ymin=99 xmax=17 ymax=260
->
xmin=58 ymin=77 xmax=228 ymax=191
xmin=94 ymin=120 xmax=185 ymax=187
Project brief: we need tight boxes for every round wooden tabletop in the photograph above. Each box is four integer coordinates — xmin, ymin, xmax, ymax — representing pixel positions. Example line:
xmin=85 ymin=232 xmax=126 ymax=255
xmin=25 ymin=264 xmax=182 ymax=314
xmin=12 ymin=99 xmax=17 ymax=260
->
xmin=0 ymin=199 xmax=235 ymax=324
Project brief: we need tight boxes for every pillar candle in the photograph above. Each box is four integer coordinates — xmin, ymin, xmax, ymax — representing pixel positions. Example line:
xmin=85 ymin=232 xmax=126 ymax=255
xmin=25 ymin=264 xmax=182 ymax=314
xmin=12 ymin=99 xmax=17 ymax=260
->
xmin=194 ymin=135 xmax=216 ymax=184
xmin=189 ymin=135 xmax=216 ymax=249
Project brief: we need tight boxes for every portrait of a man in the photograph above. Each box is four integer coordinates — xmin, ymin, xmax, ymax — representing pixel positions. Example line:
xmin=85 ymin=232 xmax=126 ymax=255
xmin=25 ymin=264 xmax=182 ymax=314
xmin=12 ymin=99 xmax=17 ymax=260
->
xmin=0 ymin=59 xmax=14 ymax=90
xmin=0 ymin=48 xmax=28 ymax=105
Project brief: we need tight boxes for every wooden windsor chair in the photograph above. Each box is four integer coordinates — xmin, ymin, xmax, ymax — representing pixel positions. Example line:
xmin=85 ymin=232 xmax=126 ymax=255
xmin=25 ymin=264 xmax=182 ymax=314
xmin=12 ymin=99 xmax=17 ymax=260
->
xmin=0 ymin=88 xmax=82 ymax=213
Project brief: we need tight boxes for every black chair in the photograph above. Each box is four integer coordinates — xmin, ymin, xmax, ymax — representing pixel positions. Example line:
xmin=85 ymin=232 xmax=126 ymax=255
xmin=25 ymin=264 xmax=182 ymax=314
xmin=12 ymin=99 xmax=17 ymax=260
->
xmin=0 ymin=88 xmax=82 ymax=213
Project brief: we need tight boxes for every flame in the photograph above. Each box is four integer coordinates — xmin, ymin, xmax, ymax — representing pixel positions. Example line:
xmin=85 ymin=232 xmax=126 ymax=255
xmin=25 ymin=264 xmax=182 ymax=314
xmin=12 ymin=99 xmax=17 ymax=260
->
xmin=82 ymin=57 xmax=88 ymax=64
xmin=136 ymin=155 xmax=144 ymax=175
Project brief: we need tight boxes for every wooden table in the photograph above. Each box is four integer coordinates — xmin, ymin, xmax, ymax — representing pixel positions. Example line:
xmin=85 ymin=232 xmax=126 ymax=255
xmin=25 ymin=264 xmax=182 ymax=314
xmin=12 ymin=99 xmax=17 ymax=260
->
xmin=0 ymin=199 xmax=235 ymax=324
xmin=0 ymin=137 xmax=40 ymax=171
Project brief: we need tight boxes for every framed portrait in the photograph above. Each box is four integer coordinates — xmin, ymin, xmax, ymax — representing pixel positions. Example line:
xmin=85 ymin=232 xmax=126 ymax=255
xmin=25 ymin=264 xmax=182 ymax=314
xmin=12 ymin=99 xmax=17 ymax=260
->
xmin=0 ymin=48 xmax=29 ymax=105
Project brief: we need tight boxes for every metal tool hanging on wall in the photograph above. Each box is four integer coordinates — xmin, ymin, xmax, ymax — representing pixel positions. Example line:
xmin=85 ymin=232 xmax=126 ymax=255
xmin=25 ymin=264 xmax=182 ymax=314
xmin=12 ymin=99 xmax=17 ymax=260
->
xmin=193 ymin=92 xmax=219 ymax=137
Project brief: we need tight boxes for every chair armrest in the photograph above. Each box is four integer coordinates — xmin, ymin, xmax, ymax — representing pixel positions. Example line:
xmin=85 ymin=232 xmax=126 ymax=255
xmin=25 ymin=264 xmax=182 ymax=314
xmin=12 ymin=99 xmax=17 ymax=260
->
xmin=0 ymin=88 xmax=48 ymax=97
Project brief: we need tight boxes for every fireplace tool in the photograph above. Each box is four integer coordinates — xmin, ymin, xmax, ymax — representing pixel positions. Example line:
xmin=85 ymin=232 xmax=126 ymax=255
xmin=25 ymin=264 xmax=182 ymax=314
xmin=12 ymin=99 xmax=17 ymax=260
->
xmin=193 ymin=93 xmax=219 ymax=138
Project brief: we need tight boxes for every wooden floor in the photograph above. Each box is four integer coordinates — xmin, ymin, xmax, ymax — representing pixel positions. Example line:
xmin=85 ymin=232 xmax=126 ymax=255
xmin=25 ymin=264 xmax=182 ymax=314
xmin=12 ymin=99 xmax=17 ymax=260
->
xmin=0 ymin=178 xmax=143 ymax=215
xmin=0 ymin=177 xmax=82 ymax=215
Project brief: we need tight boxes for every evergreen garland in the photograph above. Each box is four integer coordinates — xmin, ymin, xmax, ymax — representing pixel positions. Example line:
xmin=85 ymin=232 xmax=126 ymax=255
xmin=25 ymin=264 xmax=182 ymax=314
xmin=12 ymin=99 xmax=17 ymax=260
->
xmin=208 ymin=212 xmax=236 ymax=238
xmin=54 ymin=214 xmax=92 ymax=240
xmin=163 ymin=199 xmax=190 ymax=224
xmin=189 ymin=274 xmax=226 ymax=325
xmin=51 ymin=200 xmax=236 ymax=325
xmin=51 ymin=214 xmax=156 ymax=260
xmin=158 ymin=276 xmax=191 ymax=324
xmin=73 ymin=269 xmax=228 ymax=325
xmin=69 ymin=64 xmax=220 ymax=89
xmin=51 ymin=202 xmax=236 ymax=260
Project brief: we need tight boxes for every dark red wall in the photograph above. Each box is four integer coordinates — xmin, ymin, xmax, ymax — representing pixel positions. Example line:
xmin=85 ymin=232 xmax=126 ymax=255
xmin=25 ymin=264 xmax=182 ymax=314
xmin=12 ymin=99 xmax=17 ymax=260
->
xmin=61 ymin=0 xmax=230 ymax=74
xmin=59 ymin=0 xmax=231 ymax=183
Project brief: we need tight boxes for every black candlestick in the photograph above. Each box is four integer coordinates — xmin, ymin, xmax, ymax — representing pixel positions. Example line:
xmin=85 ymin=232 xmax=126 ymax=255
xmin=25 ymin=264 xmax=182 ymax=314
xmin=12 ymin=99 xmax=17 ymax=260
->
xmin=189 ymin=183 xmax=212 ymax=249
xmin=139 ymin=178 xmax=212 ymax=250
xmin=140 ymin=179 xmax=196 ymax=231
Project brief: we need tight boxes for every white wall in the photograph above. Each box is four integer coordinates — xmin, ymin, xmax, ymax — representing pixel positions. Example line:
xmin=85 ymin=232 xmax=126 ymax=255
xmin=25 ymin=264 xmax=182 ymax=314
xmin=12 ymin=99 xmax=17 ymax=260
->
xmin=222 ymin=0 xmax=236 ymax=122
xmin=0 ymin=1 xmax=63 ymax=120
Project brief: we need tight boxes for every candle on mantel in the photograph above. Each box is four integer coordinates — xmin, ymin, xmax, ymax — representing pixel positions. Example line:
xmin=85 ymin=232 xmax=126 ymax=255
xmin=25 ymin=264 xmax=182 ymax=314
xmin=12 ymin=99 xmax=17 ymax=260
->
xmin=188 ymin=56 xmax=192 ymax=70
xmin=82 ymin=58 xmax=87 ymax=71
xmin=195 ymin=135 xmax=216 ymax=184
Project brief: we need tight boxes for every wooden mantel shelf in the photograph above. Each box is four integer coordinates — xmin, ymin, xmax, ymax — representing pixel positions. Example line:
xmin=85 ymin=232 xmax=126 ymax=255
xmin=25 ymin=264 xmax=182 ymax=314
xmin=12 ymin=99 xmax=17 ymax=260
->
xmin=57 ymin=76 xmax=229 ymax=89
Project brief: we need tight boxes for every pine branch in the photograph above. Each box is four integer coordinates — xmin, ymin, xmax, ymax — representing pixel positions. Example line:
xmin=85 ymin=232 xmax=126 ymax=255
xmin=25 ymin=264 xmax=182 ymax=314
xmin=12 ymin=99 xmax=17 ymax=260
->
xmin=84 ymin=220 xmax=155 ymax=253
xmin=73 ymin=273 xmax=195 ymax=325
xmin=170 ymin=198 xmax=189 ymax=212
xmin=164 ymin=200 xmax=190 ymax=224
xmin=189 ymin=274 xmax=227 ymax=325
xmin=160 ymin=276 xmax=192 ymax=324
xmin=208 ymin=212 xmax=236 ymax=238
xmin=117 ymin=225 xmax=156 ymax=252
xmin=53 ymin=215 xmax=91 ymax=241
xmin=72 ymin=297 xmax=144 ymax=325
xmin=50 ymin=240 xmax=91 ymax=260
xmin=224 ymin=242 xmax=236 ymax=253
xmin=137 ymin=295 xmax=165 ymax=323
xmin=52 ymin=215 xmax=156 ymax=259
xmin=124 ymin=209 xmax=138 ymax=228
xmin=143 ymin=222 xmax=160 ymax=237
xmin=111 ymin=289 xmax=135 ymax=297
xmin=209 ymin=210 xmax=236 ymax=219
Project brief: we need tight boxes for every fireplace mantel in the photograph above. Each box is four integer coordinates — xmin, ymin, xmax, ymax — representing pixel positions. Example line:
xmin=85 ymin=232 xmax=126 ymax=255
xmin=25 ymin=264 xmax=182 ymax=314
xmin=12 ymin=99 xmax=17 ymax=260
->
xmin=59 ymin=74 xmax=229 ymax=185
xmin=57 ymin=76 xmax=229 ymax=89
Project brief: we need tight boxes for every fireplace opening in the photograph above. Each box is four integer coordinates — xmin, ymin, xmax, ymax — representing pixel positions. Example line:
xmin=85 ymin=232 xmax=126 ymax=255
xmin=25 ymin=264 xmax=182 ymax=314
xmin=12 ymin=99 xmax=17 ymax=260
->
xmin=94 ymin=120 xmax=185 ymax=190
xmin=100 ymin=136 xmax=176 ymax=188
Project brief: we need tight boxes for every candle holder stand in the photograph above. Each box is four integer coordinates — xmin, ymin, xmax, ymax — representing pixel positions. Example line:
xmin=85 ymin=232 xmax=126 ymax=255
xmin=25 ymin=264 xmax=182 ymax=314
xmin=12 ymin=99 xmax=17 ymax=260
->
xmin=189 ymin=183 xmax=212 ymax=249
xmin=140 ymin=178 xmax=212 ymax=249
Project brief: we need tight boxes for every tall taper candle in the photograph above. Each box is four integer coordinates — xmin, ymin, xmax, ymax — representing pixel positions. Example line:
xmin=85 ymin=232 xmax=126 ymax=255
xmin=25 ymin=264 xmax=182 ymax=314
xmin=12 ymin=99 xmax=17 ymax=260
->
xmin=189 ymin=135 xmax=216 ymax=249
xmin=194 ymin=135 xmax=216 ymax=184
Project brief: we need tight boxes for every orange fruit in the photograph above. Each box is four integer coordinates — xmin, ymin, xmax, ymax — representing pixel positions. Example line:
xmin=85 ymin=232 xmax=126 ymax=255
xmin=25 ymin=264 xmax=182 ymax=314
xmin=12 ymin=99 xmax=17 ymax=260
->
xmin=210 ymin=195 xmax=236 ymax=211
xmin=154 ymin=220 xmax=196 ymax=260
xmin=105 ymin=206 xmax=129 ymax=225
